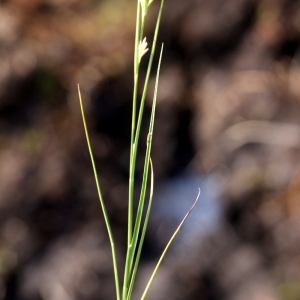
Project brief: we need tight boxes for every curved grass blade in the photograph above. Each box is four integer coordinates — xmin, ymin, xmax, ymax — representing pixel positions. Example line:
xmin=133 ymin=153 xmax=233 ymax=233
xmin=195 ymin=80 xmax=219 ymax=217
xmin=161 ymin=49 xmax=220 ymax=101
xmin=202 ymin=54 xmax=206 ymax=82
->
xmin=140 ymin=188 xmax=201 ymax=300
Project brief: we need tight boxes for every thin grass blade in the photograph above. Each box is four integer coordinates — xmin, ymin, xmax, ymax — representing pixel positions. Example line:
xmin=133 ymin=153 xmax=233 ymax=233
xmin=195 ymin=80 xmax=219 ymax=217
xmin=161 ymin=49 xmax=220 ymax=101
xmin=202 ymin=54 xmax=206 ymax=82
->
xmin=77 ymin=85 xmax=121 ymax=300
xmin=140 ymin=188 xmax=201 ymax=300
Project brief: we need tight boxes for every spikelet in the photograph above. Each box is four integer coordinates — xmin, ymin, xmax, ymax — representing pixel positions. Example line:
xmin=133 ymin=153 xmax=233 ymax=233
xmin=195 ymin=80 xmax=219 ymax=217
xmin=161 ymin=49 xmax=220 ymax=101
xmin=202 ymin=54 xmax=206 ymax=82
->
xmin=138 ymin=37 xmax=149 ymax=62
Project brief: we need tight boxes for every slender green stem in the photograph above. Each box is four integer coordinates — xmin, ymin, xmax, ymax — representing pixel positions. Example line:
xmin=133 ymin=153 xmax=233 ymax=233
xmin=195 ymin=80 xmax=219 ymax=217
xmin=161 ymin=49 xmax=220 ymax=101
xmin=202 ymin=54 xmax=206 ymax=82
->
xmin=125 ymin=1 xmax=165 ymax=299
xmin=128 ymin=4 xmax=146 ymax=249
xmin=128 ymin=2 xmax=146 ymax=247
xmin=127 ymin=0 xmax=165 ymax=272
xmin=123 ymin=0 xmax=165 ymax=291
xmin=126 ymin=158 xmax=154 ymax=300
xmin=134 ymin=0 xmax=164 ymax=150
xmin=128 ymin=0 xmax=142 ymax=248
xmin=140 ymin=188 xmax=201 ymax=300
xmin=78 ymin=85 xmax=121 ymax=300
xmin=125 ymin=45 xmax=163 ymax=300
xmin=79 ymin=1 xmax=166 ymax=299
xmin=125 ymin=2 xmax=145 ymax=299
xmin=127 ymin=0 xmax=146 ymax=257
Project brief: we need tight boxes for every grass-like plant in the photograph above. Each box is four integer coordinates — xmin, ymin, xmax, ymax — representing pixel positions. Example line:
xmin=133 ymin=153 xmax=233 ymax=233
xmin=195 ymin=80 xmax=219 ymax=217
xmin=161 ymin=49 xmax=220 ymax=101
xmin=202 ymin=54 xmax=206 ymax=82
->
xmin=78 ymin=0 xmax=200 ymax=299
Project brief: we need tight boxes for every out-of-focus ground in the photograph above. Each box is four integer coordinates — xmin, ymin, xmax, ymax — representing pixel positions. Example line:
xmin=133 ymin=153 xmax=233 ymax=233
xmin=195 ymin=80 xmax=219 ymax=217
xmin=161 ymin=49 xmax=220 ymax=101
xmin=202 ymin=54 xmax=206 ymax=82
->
xmin=1 ymin=0 xmax=300 ymax=299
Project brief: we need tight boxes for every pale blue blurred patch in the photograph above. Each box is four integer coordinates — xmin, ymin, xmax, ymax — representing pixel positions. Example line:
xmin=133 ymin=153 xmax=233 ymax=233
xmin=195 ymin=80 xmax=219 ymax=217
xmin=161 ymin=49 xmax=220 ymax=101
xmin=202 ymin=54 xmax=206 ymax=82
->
xmin=152 ymin=173 xmax=222 ymax=252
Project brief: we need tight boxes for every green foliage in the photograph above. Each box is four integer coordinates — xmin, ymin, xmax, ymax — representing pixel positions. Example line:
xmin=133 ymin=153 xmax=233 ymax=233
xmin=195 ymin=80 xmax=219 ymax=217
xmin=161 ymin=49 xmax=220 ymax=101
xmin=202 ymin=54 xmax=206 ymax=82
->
xmin=78 ymin=0 xmax=199 ymax=299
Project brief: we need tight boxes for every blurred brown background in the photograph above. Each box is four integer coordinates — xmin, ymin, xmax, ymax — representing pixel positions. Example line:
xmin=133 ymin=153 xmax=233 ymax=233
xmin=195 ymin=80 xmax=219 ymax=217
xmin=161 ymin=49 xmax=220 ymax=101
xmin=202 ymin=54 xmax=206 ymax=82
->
xmin=1 ymin=0 xmax=300 ymax=299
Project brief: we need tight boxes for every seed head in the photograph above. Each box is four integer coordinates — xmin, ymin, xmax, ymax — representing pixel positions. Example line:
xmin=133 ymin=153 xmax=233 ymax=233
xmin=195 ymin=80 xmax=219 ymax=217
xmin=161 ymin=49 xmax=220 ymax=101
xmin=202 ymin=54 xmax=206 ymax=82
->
xmin=139 ymin=37 xmax=149 ymax=62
